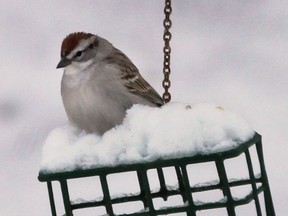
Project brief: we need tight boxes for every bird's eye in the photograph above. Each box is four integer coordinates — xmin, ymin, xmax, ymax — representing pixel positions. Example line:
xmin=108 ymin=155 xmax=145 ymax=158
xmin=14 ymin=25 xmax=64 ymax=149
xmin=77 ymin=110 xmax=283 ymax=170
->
xmin=75 ymin=51 xmax=83 ymax=57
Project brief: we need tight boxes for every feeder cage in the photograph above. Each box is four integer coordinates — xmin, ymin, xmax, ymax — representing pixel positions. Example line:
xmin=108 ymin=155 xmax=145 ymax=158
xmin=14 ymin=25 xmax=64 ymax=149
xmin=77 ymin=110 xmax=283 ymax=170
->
xmin=39 ymin=1 xmax=275 ymax=215
xmin=38 ymin=133 xmax=275 ymax=216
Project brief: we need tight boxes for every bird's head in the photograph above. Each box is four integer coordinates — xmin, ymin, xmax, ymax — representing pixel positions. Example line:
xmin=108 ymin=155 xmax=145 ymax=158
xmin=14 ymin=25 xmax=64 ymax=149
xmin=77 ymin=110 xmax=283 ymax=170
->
xmin=57 ymin=32 xmax=113 ymax=70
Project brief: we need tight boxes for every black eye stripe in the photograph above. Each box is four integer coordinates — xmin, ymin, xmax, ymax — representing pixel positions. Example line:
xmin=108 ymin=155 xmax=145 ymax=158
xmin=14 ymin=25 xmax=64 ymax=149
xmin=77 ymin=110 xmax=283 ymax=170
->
xmin=74 ymin=42 xmax=95 ymax=58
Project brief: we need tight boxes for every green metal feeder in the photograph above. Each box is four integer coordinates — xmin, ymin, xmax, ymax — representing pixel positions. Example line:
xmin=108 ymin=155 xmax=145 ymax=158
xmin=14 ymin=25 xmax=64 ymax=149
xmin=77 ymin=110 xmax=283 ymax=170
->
xmin=38 ymin=1 xmax=275 ymax=215
xmin=38 ymin=133 xmax=275 ymax=216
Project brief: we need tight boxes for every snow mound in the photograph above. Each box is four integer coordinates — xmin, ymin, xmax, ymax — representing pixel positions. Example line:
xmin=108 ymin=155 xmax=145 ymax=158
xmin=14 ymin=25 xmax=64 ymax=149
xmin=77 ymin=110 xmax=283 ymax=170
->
xmin=40 ymin=103 xmax=255 ymax=173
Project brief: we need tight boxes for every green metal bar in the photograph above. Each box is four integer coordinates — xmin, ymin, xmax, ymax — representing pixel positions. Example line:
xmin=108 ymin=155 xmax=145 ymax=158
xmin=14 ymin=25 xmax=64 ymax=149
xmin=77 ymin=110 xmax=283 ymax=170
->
xmin=180 ymin=165 xmax=196 ymax=216
xmin=155 ymin=205 xmax=192 ymax=215
xmin=245 ymin=149 xmax=262 ymax=215
xmin=192 ymin=178 xmax=262 ymax=193
xmin=100 ymin=175 xmax=114 ymax=215
xmin=139 ymin=169 xmax=156 ymax=215
xmin=175 ymin=166 xmax=187 ymax=203
xmin=215 ymin=160 xmax=236 ymax=216
xmin=137 ymin=171 xmax=148 ymax=208
xmin=156 ymin=168 xmax=168 ymax=201
xmin=256 ymin=138 xmax=276 ymax=216
xmin=233 ymin=187 xmax=264 ymax=207
xmin=60 ymin=180 xmax=73 ymax=216
xmin=47 ymin=181 xmax=57 ymax=216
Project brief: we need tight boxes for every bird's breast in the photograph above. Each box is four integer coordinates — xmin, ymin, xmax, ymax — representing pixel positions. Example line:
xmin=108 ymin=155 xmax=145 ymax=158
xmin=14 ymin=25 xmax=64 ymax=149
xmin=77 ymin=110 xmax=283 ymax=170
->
xmin=61 ymin=73 xmax=129 ymax=134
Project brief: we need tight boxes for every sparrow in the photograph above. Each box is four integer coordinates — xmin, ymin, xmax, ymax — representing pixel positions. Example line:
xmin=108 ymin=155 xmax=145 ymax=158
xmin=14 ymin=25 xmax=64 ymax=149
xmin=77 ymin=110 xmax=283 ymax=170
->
xmin=57 ymin=32 xmax=164 ymax=135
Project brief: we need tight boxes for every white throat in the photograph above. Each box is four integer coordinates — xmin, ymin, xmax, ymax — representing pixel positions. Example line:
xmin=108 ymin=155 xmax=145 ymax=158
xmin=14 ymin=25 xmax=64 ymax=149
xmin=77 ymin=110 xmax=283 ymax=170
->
xmin=62 ymin=59 xmax=95 ymax=88
xmin=64 ymin=59 xmax=94 ymax=75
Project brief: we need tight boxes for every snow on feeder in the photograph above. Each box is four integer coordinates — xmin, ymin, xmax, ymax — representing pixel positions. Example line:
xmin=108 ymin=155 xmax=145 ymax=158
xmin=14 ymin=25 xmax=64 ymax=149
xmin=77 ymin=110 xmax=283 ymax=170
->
xmin=38 ymin=1 xmax=275 ymax=215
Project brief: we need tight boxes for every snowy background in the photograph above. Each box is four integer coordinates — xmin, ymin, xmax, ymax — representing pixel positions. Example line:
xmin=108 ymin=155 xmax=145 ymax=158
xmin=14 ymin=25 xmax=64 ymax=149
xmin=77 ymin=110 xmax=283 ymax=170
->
xmin=0 ymin=0 xmax=287 ymax=215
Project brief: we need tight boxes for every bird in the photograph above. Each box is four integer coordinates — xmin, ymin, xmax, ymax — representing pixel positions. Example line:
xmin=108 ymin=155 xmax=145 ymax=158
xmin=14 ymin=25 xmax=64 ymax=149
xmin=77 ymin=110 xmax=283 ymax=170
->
xmin=57 ymin=32 xmax=164 ymax=135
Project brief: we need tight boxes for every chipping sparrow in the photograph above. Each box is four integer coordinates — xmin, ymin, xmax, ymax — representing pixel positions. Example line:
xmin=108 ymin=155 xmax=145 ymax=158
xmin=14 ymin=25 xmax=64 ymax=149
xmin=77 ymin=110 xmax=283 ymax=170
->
xmin=57 ymin=32 xmax=164 ymax=135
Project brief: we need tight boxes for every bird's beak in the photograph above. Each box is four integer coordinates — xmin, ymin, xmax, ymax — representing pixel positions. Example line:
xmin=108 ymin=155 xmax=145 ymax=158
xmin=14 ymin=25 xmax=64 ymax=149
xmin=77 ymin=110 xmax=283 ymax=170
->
xmin=56 ymin=58 xmax=71 ymax=69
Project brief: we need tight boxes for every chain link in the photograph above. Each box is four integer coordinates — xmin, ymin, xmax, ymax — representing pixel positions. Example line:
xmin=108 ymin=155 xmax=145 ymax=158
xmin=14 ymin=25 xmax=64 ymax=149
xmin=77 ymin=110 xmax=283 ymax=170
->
xmin=162 ymin=0 xmax=172 ymax=103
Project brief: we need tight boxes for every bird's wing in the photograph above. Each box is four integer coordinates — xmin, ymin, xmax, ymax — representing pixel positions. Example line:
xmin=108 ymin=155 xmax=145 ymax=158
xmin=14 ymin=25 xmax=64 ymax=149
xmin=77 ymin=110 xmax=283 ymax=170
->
xmin=121 ymin=69 xmax=164 ymax=107
xmin=106 ymin=49 xmax=164 ymax=106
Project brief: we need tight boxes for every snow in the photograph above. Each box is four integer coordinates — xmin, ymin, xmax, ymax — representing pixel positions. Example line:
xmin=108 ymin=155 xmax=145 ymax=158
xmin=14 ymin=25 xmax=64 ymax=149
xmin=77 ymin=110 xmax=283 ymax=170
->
xmin=40 ymin=103 xmax=255 ymax=173
xmin=193 ymin=196 xmax=228 ymax=207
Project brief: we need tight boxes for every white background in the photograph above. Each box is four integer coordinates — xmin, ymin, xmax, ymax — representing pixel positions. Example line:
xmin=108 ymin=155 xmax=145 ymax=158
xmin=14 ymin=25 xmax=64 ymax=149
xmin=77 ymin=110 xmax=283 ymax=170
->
xmin=0 ymin=0 xmax=287 ymax=215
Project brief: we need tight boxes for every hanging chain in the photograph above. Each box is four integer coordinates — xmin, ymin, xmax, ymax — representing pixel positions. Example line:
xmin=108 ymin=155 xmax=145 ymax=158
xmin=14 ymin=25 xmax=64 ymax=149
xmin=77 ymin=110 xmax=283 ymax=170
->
xmin=162 ymin=0 xmax=172 ymax=103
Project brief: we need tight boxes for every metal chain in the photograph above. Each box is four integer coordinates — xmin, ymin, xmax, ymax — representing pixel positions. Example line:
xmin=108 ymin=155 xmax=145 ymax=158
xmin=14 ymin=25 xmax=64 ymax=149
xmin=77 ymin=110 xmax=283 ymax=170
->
xmin=162 ymin=0 xmax=172 ymax=103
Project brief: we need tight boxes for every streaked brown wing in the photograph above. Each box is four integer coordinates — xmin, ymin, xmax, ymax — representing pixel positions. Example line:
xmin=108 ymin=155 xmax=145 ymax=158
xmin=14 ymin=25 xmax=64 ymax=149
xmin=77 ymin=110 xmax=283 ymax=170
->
xmin=105 ymin=48 xmax=164 ymax=106
xmin=122 ymin=72 xmax=164 ymax=107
